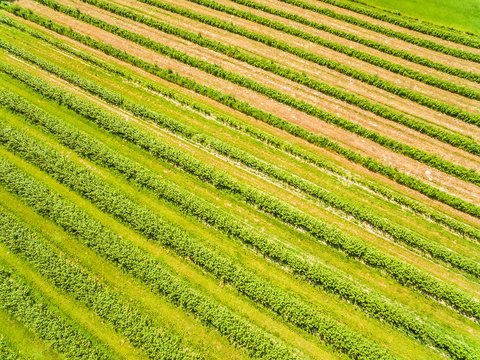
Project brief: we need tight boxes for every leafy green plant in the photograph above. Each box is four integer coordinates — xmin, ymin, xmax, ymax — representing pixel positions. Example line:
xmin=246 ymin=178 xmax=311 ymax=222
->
xmin=0 ymin=210 xmax=202 ymax=360
xmin=1 ymin=78 xmax=478 ymax=323
xmin=0 ymin=157 xmax=300 ymax=360
xmin=305 ymin=0 xmax=480 ymax=48
xmin=185 ymin=0 xmax=480 ymax=82
xmin=0 ymin=263 xmax=112 ymax=360
xmin=29 ymin=0 xmax=480 ymax=178
xmin=2 ymin=7 xmax=479 ymax=221
xmin=2 ymin=44 xmax=478 ymax=280
xmin=0 ymin=87 xmax=475 ymax=359
xmin=275 ymin=0 xmax=480 ymax=56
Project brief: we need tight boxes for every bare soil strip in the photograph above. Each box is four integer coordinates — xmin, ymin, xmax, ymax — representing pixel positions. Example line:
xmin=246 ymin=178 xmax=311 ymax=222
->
xmin=56 ymin=0 xmax=480 ymax=161
xmin=15 ymin=0 xmax=480 ymax=205
xmin=8 ymin=8 xmax=480 ymax=228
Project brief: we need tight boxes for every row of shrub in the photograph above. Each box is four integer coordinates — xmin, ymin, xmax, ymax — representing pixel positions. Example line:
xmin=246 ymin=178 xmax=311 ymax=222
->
xmin=2 ymin=72 xmax=479 ymax=324
xmin=5 ymin=44 xmax=479 ymax=280
xmin=3 ymin=11 xmax=479 ymax=244
xmin=305 ymin=0 xmax=480 ymax=48
xmin=203 ymin=0 xmax=480 ymax=82
xmin=0 ymin=261 xmax=111 ymax=359
xmin=0 ymin=118 xmax=397 ymax=360
xmin=3 ymin=6 xmax=479 ymax=221
xmin=0 ymin=85 xmax=474 ymax=359
xmin=0 ymin=156 xmax=301 ymax=360
xmin=144 ymin=0 xmax=480 ymax=88
xmin=276 ymin=0 xmax=480 ymax=58
xmin=18 ymin=18 xmax=476 ymax=243
xmin=0 ymin=209 xmax=202 ymax=360
xmin=26 ymin=0 xmax=480 ymax=184
xmin=127 ymin=0 xmax=480 ymax=154
xmin=78 ymin=0 xmax=480 ymax=125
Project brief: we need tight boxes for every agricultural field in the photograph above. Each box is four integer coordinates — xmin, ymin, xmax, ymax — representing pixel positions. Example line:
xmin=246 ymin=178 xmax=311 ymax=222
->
xmin=0 ymin=0 xmax=479 ymax=358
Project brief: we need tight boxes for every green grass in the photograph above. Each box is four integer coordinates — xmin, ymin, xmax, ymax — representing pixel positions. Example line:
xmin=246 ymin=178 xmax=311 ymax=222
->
xmin=2 ymin=15 xmax=478 ymax=238
xmin=1 ymin=26 xmax=478 ymax=272
xmin=4 ymin=50 xmax=479 ymax=303
xmin=356 ymin=0 xmax=480 ymax=35
xmin=1 ymin=7 xmax=480 ymax=359
xmin=2 ymin=65 xmax=480 ymax=357
xmin=2 ymin=30 xmax=480 ymax=317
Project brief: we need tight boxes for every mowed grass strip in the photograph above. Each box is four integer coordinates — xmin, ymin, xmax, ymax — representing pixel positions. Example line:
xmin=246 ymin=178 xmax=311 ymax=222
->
xmin=0 ymin=154 xmax=304 ymax=360
xmin=273 ymin=0 xmax=480 ymax=58
xmin=309 ymin=0 xmax=480 ymax=42
xmin=0 ymin=208 xmax=205 ymax=360
xmin=3 ymin=26 xmax=480 ymax=292
xmin=2 ymin=65 xmax=479 ymax=352
xmin=0 ymin=253 xmax=120 ymax=360
xmin=0 ymin=182 xmax=280 ymax=360
xmin=0 ymin=3 xmax=478 ymax=360
xmin=2 ymin=67 xmax=479 ymax=325
xmin=0 ymin=85 xmax=468 ymax=360
xmin=37 ymin=0 xmax=480 ymax=161
xmin=1 ymin=16 xmax=477 ymax=248
xmin=177 ymin=0 xmax=480 ymax=82
xmin=130 ymin=0 xmax=480 ymax=95
xmin=0 ymin=106 xmax=400 ymax=360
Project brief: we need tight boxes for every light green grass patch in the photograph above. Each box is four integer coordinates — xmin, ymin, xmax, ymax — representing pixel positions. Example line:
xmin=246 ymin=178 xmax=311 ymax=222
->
xmin=357 ymin=0 xmax=480 ymax=35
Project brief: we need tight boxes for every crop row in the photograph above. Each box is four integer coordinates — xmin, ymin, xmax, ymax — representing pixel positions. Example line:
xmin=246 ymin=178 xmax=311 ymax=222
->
xmin=102 ymin=0 xmax=480 ymax=154
xmin=24 ymin=0 xmax=480 ymax=184
xmin=2 ymin=71 xmax=478 ymax=322
xmin=194 ymin=0 xmax=480 ymax=83
xmin=0 ymin=260 xmax=111 ymax=360
xmin=275 ymin=0 xmax=480 ymax=59
xmin=5 ymin=43 xmax=479 ymax=280
xmin=129 ymin=0 xmax=480 ymax=149
xmin=305 ymin=0 xmax=480 ymax=48
xmin=0 ymin=120 xmax=400 ymax=360
xmin=74 ymin=0 xmax=480 ymax=125
xmin=0 ymin=209 xmax=203 ymax=360
xmin=15 ymin=15 xmax=477 ymax=243
xmin=0 ymin=86 xmax=474 ymax=359
xmin=2 ymin=8 xmax=479 ymax=222
xmin=0 ymin=157 xmax=301 ymax=360
xmin=145 ymin=0 xmax=480 ymax=89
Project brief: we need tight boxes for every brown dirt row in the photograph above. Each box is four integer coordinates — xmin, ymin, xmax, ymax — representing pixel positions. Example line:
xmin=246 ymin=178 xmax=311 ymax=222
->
xmin=171 ymin=0 xmax=480 ymax=92
xmin=110 ymin=0 xmax=480 ymax=134
xmin=178 ymin=0 xmax=480 ymax=90
xmin=250 ymin=0 xmax=480 ymax=69
xmin=293 ymin=0 xmax=480 ymax=55
xmin=120 ymin=0 xmax=480 ymax=113
xmin=17 ymin=0 xmax=480 ymax=206
xmin=58 ymin=0 xmax=480 ymax=164
xmin=14 ymin=11 xmax=480 ymax=228
xmin=63 ymin=0 xmax=480 ymax=146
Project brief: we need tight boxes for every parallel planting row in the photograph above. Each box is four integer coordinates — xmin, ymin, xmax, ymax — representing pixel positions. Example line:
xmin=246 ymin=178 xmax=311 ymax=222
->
xmin=1 ymin=46 xmax=478 ymax=281
xmin=1 ymin=12 xmax=476 ymax=243
xmin=1 ymin=67 xmax=479 ymax=324
xmin=0 ymin=77 xmax=475 ymax=358
xmin=1 ymin=0 xmax=479 ymax=359
xmin=2 ymin=4 xmax=480 ymax=219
